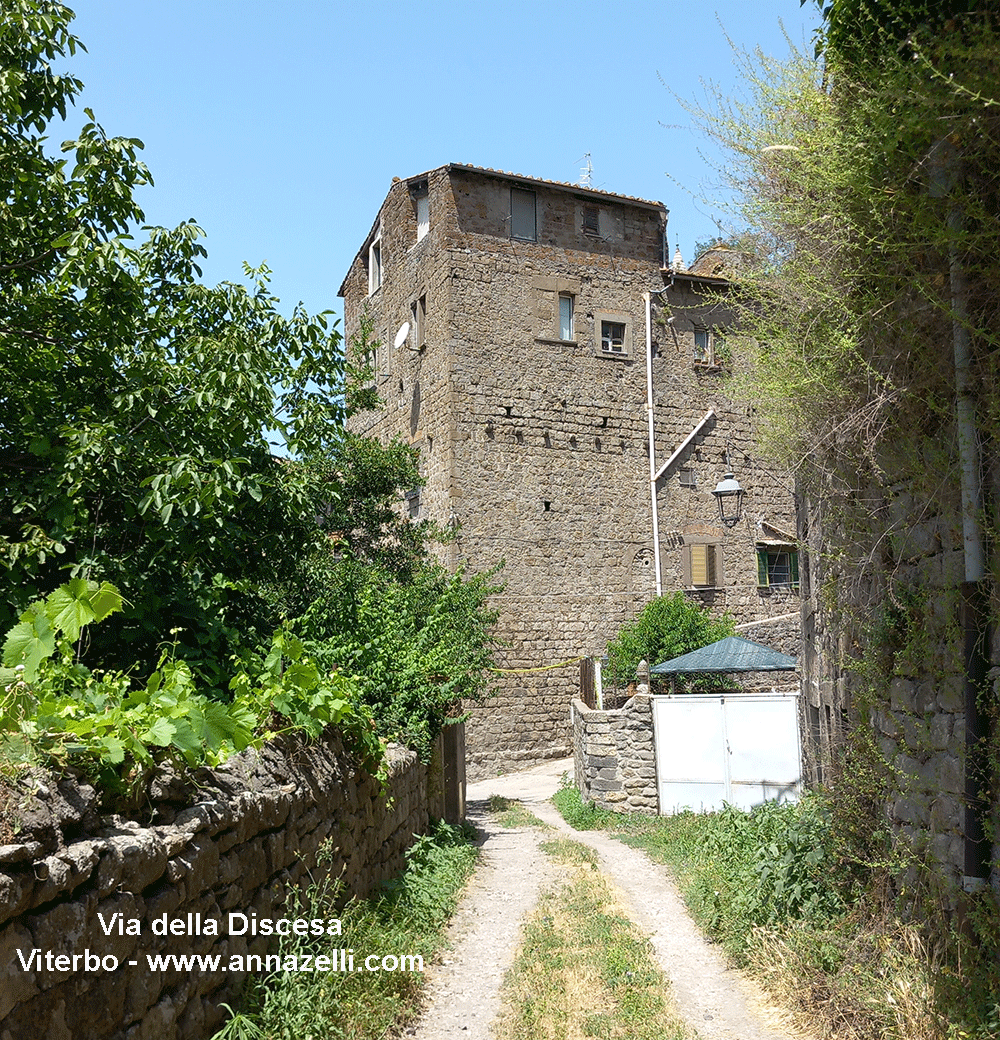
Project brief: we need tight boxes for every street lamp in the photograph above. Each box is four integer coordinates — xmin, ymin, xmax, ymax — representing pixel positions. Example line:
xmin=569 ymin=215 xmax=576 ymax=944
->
xmin=712 ymin=471 xmax=745 ymax=527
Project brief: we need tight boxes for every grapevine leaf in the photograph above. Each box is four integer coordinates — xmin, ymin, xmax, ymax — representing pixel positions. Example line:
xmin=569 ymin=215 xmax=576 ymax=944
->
xmin=89 ymin=582 xmax=124 ymax=623
xmin=169 ymin=718 xmax=201 ymax=763
xmin=143 ymin=717 xmax=176 ymax=747
xmin=45 ymin=578 xmax=97 ymax=641
xmin=101 ymin=735 xmax=125 ymax=764
xmin=3 ymin=610 xmax=56 ymax=680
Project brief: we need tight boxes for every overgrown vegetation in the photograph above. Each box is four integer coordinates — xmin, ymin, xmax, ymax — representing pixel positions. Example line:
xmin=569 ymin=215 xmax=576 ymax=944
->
xmin=0 ymin=1 xmax=501 ymax=796
xmin=495 ymin=836 xmax=690 ymax=1040
xmin=664 ymin=0 xmax=1000 ymax=1032
xmin=554 ymin=784 xmax=1000 ymax=1038
xmin=212 ymin=821 xmax=478 ymax=1040
xmin=605 ymin=590 xmax=733 ymax=692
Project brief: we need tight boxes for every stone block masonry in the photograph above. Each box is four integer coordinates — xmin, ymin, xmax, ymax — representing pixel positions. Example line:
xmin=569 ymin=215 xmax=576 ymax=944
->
xmin=342 ymin=164 xmax=801 ymax=782
xmin=0 ymin=732 xmax=429 ymax=1040
xmin=573 ymin=694 xmax=658 ymax=814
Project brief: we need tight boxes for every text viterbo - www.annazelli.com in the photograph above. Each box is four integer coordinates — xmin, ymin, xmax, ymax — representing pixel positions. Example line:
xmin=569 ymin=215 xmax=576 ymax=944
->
xmin=17 ymin=948 xmax=423 ymax=974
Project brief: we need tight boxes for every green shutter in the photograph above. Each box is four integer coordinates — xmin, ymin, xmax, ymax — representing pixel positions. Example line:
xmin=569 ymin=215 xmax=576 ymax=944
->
xmin=757 ymin=548 xmax=769 ymax=587
xmin=790 ymin=550 xmax=800 ymax=588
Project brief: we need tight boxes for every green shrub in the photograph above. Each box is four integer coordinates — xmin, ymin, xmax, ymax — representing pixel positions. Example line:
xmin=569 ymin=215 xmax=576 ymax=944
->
xmin=605 ymin=591 xmax=733 ymax=691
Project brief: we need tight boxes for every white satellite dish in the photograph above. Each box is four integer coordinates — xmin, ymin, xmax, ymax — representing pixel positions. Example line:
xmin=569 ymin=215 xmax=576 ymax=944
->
xmin=393 ymin=322 xmax=410 ymax=349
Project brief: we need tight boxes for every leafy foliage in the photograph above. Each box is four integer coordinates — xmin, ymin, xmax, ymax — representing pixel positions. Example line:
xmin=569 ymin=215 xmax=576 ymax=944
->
xmin=298 ymin=562 xmax=502 ymax=760
xmin=0 ymin=582 xmax=377 ymax=805
xmin=605 ymin=591 xmax=733 ymax=691
xmin=0 ymin=0 xmax=368 ymax=682
xmin=1 ymin=2 xmax=502 ymax=794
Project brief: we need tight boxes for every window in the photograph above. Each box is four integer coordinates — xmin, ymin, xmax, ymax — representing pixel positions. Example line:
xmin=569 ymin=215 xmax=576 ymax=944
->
xmin=678 ymin=468 xmax=697 ymax=489
xmin=602 ymin=320 xmax=626 ymax=353
xmin=405 ymin=489 xmax=420 ymax=520
xmin=583 ymin=205 xmax=600 ymax=236
xmin=693 ymin=328 xmax=712 ymax=365
xmin=510 ymin=187 xmax=536 ymax=241
xmin=757 ymin=545 xmax=799 ymax=588
xmin=559 ymin=294 xmax=574 ymax=341
xmin=595 ymin=310 xmax=631 ymax=357
xmin=368 ymin=230 xmax=382 ymax=295
xmin=411 ymin=294 xmax=426 ymax=348
xmin=688 ymin=544 xmax=719 ymax=588
xmin=414 ymin=189 xmax=429 ymax=241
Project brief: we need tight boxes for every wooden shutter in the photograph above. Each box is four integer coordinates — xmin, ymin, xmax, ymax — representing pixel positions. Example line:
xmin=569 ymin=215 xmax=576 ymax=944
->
xmin=757 ymin=548 xmax=769 ymax=586
xmin=690 ymin=544 xmax=716 ymax=587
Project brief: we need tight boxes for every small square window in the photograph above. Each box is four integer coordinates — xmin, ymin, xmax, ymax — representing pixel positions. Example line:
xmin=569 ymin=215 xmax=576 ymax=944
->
xmin=757 ymin=546 xmax=799 ymax=588
xmin=602 ymin=320 xmax=626 ymax=353
xmin=678 ymin=468 xmax=697 ymax=488
xmin=559 ymin=294 xmax=574 ymax=341
xmin=511 ymin=188 xmax=536 ymax=241
xmin=595 ymin=310 xmax=630 ymax=357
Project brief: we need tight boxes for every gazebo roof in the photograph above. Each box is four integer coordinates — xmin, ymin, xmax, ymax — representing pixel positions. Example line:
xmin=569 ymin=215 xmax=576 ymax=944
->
xmin=649 ymin=636 xmax=798 ymax=675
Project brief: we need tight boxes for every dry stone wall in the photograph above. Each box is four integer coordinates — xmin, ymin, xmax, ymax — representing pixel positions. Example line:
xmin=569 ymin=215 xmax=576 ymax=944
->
xmin=572 ymin=693 xmax=658 ymax=814
xmin=0 ymin=734 xmax=428 ymax=1040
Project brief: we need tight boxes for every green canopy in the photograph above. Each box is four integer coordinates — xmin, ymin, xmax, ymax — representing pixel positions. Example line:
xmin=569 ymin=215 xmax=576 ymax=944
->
xmin=649 ymin=636 xmax=797 ymax=675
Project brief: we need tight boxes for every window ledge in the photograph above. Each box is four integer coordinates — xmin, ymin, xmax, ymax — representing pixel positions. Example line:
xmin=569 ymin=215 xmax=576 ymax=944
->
xmin=535 ymin=337 xmax=579 ymax=346
xmin=595 ymin=350 xmax=631 ymax=361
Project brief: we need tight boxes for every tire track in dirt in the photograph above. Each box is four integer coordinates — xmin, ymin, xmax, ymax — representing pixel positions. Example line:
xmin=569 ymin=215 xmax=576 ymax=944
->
xmin=406 ymin=759 xmax=809 ymax=1040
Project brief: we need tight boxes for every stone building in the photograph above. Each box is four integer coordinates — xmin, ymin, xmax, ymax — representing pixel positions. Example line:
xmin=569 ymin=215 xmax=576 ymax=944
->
xmin=339 ymin=164 xmax=799 ymax=779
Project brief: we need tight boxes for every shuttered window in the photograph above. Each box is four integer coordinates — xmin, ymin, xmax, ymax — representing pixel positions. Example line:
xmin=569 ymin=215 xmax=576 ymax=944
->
xmin=511 ymin=188 xmax=537 ymax=241
xmin=690 ymin=544 xmax=717 ymax=587
xmin=757 ymin=546 xmax=799 ymax=588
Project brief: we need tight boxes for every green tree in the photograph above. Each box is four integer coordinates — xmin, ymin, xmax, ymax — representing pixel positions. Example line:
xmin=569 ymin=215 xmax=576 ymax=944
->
xmin=0 ymin=2 xmax=502 ymax=765
xmin=0 ymin=1 xmax=363 ymax=680
xmin=605 ymin=592 xmax=733 ymax=691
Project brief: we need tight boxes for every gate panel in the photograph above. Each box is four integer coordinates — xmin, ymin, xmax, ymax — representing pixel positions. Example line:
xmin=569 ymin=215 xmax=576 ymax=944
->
xmin=653 ymin=693 xmax=801 ymax=814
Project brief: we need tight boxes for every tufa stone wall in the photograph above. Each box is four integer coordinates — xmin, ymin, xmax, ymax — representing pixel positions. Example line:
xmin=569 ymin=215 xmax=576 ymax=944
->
xmin=342 ymin=164 xmax=801 ymax=781
xmin=799 ymin=470 xmax=993 ymax=905
xmin=0 ymin=733 xmax=428 ymax=1040
xmin=572 ymin=693 xmax=658 ymax=814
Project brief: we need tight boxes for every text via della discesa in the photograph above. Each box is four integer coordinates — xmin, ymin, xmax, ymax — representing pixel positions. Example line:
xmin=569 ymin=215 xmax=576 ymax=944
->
xmin=14 ymin=912 xmax=424 ymax=975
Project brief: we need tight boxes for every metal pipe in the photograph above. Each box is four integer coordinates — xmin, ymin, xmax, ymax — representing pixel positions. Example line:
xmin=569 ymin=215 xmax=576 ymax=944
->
xmin=645 ymin=291 xmax=663 ymax=596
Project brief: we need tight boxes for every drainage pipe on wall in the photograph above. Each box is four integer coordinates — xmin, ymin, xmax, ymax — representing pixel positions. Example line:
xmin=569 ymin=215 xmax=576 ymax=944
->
xmin=645 ymin=290 xmax=664 ymax=597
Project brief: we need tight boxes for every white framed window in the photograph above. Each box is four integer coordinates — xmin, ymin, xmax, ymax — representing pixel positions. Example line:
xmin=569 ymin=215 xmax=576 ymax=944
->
xmin=368 ymin=229 xmax=382 ymax=295
xmin=602 ymin=320 xmax=626 ymax=353
xmin=415 ymin=192 xmax=429 ymax=241
xmin=757 ymin=544 xmax=799 ymax=588
xmin=559 ymin=294 xmax=574 ymax=341
xmin=693 ymin=328 xmax=712 ymax=365
xmin=595 ymin=310 xmax=631 ymax=357
xmin=510 ymin=187 xmax=536 ymax=241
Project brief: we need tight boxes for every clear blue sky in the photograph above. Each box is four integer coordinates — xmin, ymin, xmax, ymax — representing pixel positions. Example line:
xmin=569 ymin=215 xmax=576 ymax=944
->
xmin=65 ymin=1 xmax=819 ymax=323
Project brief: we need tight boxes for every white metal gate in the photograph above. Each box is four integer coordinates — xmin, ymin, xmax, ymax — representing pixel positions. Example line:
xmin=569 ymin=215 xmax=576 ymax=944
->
xmin=651 ymin=693 xmax=802 ymax=814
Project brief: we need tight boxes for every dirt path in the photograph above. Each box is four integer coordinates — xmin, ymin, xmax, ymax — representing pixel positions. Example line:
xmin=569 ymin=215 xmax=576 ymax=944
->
xmin=406 ymin=760 xmax=806 ymax=1040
